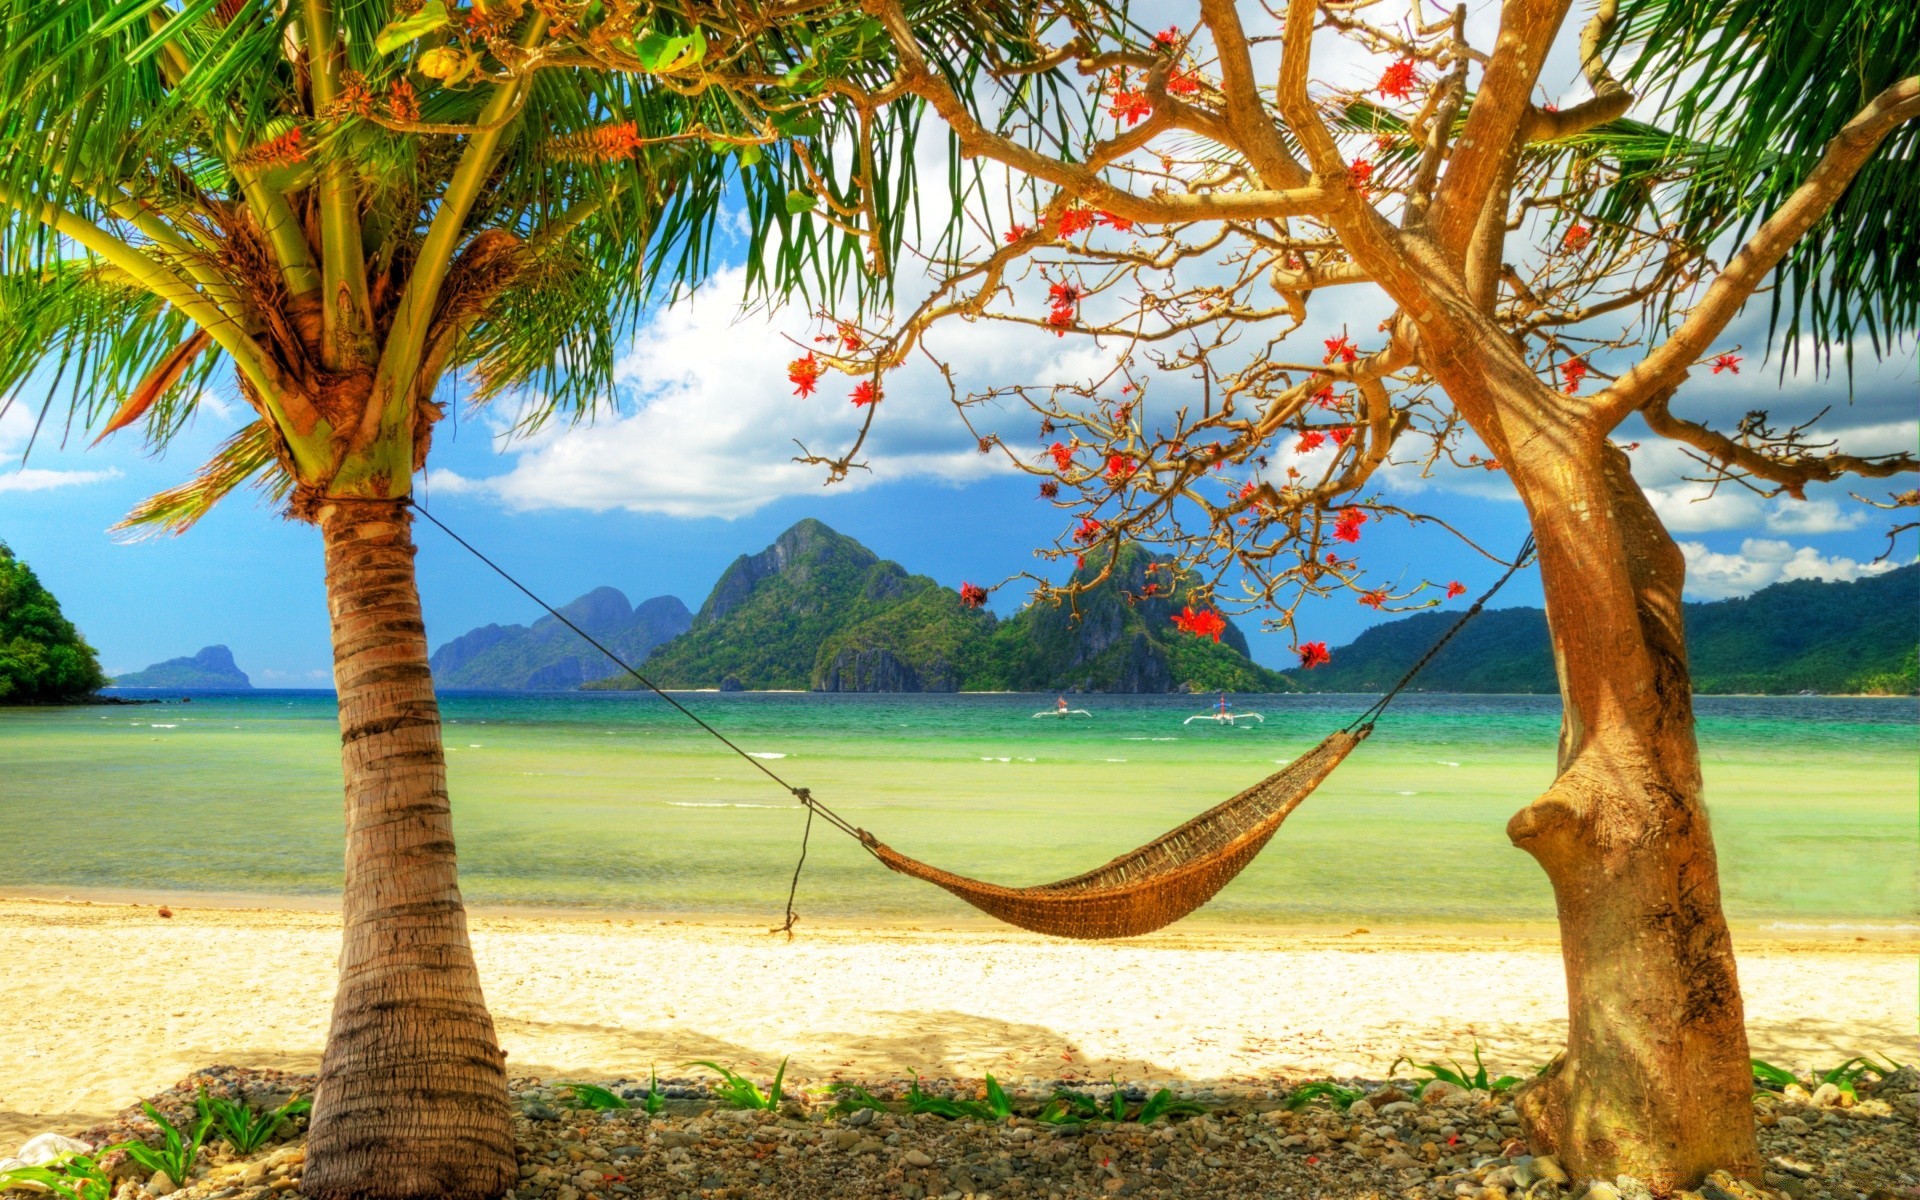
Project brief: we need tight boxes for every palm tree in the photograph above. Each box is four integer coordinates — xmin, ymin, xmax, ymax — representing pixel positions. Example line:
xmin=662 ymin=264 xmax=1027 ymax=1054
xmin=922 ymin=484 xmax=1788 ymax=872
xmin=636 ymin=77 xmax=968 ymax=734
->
xmin=0 ymin=1 xmax=1041 ymax=1194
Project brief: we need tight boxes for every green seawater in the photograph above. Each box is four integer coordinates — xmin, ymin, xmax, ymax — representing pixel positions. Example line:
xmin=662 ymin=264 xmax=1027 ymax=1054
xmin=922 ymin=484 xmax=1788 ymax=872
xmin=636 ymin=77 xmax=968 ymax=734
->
xmin=2 ymin=691 xmax=1913 ymax=925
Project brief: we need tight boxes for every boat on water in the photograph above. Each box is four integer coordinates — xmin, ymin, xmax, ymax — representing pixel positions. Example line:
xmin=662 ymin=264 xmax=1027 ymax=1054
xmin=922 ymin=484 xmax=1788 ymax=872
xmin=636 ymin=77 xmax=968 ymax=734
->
xmin=1183 ymin=710 xmax=1263 ymax=726
xmin=1034 ymin=696 xmax=1092 ymax=718
xmin=1184 ymin=694 xmax=1263 ymax=726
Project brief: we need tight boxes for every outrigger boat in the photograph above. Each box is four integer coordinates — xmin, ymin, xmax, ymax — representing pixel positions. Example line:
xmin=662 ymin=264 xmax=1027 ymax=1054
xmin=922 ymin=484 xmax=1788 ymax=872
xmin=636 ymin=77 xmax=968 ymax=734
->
xmin=1035 ymin=697 xmax=1093 ymax=718
xmin=1183 ymin=710 xmax=1263 ymax=726
xmin=1184 ymin=694 xmax=1264 ymax=726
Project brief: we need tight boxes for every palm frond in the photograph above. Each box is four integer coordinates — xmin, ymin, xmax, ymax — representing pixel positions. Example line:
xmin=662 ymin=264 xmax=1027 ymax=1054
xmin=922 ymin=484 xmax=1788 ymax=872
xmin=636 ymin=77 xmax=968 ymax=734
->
xmin=1607 ymin=0 xmax=1920 ymax=361
xmin=112 ymin=419 xmax=289 ymax=537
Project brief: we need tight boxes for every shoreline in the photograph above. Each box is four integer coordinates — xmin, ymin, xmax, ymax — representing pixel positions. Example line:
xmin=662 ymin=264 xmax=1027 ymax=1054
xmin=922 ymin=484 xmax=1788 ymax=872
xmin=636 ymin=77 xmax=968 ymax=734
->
xmin=4 ymin=887 xmax=1914 ymax=948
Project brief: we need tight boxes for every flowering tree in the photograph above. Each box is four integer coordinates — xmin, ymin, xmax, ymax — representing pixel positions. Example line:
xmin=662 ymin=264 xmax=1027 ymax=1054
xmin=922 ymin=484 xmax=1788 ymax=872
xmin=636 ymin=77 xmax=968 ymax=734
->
xmin=0 ymin=0 xmax=1056 ymax=1194
xmin=797 ymin=0 xmax=1919 ymax=1185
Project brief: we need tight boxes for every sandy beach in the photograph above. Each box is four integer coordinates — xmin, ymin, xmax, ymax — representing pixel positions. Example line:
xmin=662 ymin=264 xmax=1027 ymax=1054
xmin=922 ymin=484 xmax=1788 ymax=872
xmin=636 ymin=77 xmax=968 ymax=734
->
xmin=2 ymin=895 xmax=1912 ymax=1151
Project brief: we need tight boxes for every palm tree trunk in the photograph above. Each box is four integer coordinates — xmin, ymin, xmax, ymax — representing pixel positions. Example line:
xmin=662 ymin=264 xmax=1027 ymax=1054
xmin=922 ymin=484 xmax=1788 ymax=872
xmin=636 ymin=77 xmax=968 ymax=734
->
xmin=302 ymin=498 xmax=516 ymax=1200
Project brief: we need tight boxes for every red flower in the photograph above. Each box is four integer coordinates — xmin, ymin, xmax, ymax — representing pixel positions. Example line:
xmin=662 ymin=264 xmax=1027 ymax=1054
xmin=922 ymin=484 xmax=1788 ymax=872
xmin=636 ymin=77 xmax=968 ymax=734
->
xmin=1167 ymin=70 xmax=1200 ymax=96
xmin=1048 ymin=442 xmax=1075 ymax=471
xmin=1359 ymin=588 xmax=1388 ymax=609
xmin=1153 ymin=26 xmax=1181 ymax=49
xmin=1711 ymin=353 xmax=1742 ymax=375
xmin=1563 ymin=223 xmax=1591 ymax=251
xmin=836 ymin=324 xmax=863 ymax=351
xmin=1297 ymin=642 xmax=1331 ymax=670
xmin=1312 ymin=384 xmax=1336 ymax=408
xmin=1446 ymin=580 xmax=1467 ymax=599
xmin=1057 ymin=207 xmax=1095 ymax=237
xmin=1560 ymin=356 xmax=1588 ymax=395
xmin=1296 ymin=430 xmax=1326 ymax=453
xmin=1003 ymin=223 xmax=1029 ymax=243
xmin=1329 ymin=425 xmax=1354 ymax=447
xmin=1323 ymin=335 xmax=1358 ymax=364
xmin=851 ymin=379 xmax=880 ymax=407
xmin=959 ymin=582 xmax=988 ymax=609
xmin=1378 ymin=59 xmax=1417 ymax=100
xmin=1237 ymin=481 xmax=1258 ymax=501
xmin=1348 ymin=159 xmax=1373 ymax=195
xmin=788 ymin=352 xmax=823 ymax=398
xmin=387 ymin=78 xmax=419 ymax=123
xmin=1105 ymin=454 xmax=1137 ymax=482
xmin=1047 ymin=304 xmax=1075 ymax=336
xmin=1049 ymin=281 xmax=1084 ymax=305
xmin=1097 ymin=210 xmax=1134 ymax=232
xmin=1039 ymin=481 xmax=1060 ymax=499
xmin=1072 ymin=516 xmax=1103 ymax=545
xmin=1170 ymin=605 xmax=1228 ymax=643
xmin=238 ymin=127 xmax=307 ymax=169
xmin=1333 ymin=507 xmax=1366 ymax=543
xmin=1109 ymin=89 xmax=1152 ymax=126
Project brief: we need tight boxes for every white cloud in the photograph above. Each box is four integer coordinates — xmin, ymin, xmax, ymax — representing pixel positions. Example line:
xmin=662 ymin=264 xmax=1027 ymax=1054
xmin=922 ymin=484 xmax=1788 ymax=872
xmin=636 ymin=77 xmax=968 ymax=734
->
xmin=1641 ymin=480 xmax=1765 ymax=532
xmin=0 ymin=466 xmax=122 ymax=494
xmin=1679 ymin=537 xmax=1897 ymax=600
xmin=446 ymin=266 xmax=1111 ymax=519
xmin=1763 ymin=498 xmax=1867 ymax=535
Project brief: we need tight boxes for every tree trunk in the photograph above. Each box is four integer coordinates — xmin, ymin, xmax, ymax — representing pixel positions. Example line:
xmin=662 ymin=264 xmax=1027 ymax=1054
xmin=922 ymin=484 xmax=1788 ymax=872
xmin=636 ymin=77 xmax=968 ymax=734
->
xmin=303 ymin=498 xmax=516 ymax=1200
xmin=1502 ymin=432 xmax=1759 ymax=1191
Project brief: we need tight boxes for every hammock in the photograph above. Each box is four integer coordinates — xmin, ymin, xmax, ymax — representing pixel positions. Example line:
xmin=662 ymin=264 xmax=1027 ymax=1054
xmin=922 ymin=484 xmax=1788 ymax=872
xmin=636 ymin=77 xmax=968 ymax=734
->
xmin=410 ymin=500 xmax=1531 ymax=941
xmin=861 ymin=728 xmax=1364 ymax=939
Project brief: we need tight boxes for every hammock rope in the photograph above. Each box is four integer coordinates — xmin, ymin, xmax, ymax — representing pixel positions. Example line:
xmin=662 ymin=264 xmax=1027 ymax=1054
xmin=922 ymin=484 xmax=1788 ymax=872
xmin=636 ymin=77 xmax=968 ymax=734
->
xmin=409 ymin=498 xmax=1534 ymax=939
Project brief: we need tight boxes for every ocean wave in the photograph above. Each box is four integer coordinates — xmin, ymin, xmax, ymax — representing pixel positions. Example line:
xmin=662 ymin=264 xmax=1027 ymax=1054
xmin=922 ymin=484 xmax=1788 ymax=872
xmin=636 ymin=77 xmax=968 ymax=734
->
xmin=667 ymin=801 xmax=789 ymax=809
xmin=748 ymin=751 xmax=787 ymax=760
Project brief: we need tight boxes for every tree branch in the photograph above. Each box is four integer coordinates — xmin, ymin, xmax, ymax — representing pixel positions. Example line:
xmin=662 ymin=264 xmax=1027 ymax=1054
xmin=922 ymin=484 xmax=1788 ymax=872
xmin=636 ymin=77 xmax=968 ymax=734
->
xmin=1640 ymin=388 xmax=1919 ymax=498
xmin=1597 ymin=76 xmax=1920 ymax=427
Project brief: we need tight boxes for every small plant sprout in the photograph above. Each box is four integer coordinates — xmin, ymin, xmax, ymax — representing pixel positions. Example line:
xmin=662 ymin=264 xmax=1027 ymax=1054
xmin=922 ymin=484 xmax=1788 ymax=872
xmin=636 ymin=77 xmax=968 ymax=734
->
xmin=823 ymin=1082 xmax=888 ymax=1117
xmin=195 ymin=1090 xmax=312 ymax=1154
xmin=557 ymin=1083 xmax=630 ymax=1112
xmin=0 ymin=1152 xmax=114 ymax=1200
xmin=1750 ymin=1055 xmax=1906 ymax=1101
xmin=686 ymin=1059 xmax=788 ymax=1111
xmin=1389 ymin=1042 xmax=1522 ymax=1095
xmin=642 ymin=1068 xmax=667 ymax=1116
xmin=112 ymin=1101 xmax=211 ymax=1186
xmin=1038 ymin=1080 xmax=1204 ymax=1125
xmin=1282 ymin=1081 xmax=1366 ymax=1111
xmin=905 ymin=1075 xmax=991 ymax=1120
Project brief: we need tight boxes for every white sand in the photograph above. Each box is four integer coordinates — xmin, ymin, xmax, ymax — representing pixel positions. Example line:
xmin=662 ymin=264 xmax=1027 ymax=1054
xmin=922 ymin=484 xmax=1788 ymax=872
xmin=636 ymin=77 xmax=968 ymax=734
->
xmin=2 ymin=897 xmax=1911 ymax=1150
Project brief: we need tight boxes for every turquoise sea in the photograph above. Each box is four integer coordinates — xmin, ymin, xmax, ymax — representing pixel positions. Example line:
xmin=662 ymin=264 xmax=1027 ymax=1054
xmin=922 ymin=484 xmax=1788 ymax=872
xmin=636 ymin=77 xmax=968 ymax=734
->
xmin=1 ymin=691 xmax=1913 ymax=926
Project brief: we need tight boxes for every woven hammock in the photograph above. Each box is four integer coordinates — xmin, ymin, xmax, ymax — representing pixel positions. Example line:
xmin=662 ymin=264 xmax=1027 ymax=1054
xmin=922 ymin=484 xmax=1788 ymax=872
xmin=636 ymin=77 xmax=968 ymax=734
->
xmin=856 ymin=727 xmax=1367 ymax=939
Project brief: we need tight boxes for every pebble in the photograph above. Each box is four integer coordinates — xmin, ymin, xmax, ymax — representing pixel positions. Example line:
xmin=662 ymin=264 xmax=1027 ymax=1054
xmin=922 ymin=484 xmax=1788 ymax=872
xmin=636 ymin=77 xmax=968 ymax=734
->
xmin=33 ymin=1063 xmax=1917 ymax=1200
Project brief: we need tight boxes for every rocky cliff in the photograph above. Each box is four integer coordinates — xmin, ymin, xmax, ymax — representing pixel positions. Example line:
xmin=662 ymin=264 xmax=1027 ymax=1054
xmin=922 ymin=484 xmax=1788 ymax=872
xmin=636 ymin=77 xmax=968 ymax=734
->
xmin=429 ymin=588 xmax=690 ymax=690
xmin=115 ymin=644 xmax=252 ymax=689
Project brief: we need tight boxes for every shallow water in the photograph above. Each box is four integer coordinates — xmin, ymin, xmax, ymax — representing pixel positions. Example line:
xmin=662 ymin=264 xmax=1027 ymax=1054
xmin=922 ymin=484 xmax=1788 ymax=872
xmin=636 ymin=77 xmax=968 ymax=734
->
xmin=2 ymin=691 xmax=1913 ymax=925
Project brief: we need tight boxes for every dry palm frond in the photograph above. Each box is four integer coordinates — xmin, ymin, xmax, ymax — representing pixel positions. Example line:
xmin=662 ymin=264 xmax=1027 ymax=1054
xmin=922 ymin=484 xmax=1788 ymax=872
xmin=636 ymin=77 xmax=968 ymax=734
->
xmin=113 ymin=420 xmax=292 ymax=538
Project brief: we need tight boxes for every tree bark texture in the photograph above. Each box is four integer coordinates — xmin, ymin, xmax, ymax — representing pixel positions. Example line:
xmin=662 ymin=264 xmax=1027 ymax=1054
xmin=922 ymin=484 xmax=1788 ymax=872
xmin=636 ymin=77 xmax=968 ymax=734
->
xmin=1479 ymin=379 xmax=1757 ymax=1190
xmin=303 ymin=500 xmax=515 ymax=1200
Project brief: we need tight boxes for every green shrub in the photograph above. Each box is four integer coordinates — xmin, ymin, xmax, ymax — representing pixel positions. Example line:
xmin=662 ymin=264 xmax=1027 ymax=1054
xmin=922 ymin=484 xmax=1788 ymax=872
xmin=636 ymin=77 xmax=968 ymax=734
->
xmin=114 ymin=1102 xmax=209 ymax=1185
xmin=196 ymin=1091 xmax=310 ymax=1154
xmin=686 ymin=1059 xmax=787 ymax=1111
xmin=0 ymin=1152 xmax=113 ymax=1200
xmin=557 ymin=1083 xmax=629 ymax=1112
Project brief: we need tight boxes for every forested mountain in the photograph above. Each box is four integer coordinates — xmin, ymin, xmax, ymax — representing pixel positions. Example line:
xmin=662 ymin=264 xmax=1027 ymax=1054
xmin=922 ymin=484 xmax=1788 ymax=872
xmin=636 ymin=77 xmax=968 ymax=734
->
xmin=115 ymin=645 xmax=252 ymax=689
xmin=430 ymin=589 xmax=690 ymax=690
xmin=0 ymin=541 xmax=108 ymax=703
xmin=1303 ymin=564 xmax=1918 ymax=695
xmin=589 ymin=519 xmax=1285 ymax=692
